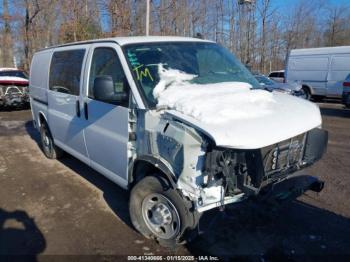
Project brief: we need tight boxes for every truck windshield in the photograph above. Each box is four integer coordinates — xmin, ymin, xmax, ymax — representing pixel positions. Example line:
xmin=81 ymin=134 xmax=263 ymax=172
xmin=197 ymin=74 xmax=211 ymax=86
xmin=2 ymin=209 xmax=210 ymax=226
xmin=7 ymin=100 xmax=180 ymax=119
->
xmin=124 ymin=42 xmax=260 ymax=108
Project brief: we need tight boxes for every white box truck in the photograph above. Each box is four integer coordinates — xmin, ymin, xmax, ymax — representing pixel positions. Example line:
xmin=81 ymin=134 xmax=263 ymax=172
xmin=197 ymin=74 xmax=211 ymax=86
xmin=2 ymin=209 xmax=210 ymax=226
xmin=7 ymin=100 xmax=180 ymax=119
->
xmin=285 ymin=46 xmax=350 ymax=100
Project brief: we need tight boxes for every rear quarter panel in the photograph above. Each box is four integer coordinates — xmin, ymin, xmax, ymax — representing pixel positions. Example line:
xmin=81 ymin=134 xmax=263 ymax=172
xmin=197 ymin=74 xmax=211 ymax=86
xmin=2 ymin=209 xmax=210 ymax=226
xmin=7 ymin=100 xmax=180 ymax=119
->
xmin=29 ymin=49 xmax=53 ymax=128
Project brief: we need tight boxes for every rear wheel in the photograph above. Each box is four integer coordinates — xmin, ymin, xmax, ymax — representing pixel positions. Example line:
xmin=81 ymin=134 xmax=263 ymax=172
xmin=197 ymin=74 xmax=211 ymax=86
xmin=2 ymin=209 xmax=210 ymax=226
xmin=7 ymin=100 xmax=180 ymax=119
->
xmin=40 ymin=123 xmax=64 ymax=159
xmin=129 ymin=175 xmax=196 ymax=247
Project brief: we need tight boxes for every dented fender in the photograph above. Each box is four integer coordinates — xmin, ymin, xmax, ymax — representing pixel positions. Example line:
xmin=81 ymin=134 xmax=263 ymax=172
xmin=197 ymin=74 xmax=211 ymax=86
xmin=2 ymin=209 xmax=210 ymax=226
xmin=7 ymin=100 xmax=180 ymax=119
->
xmin=130 ymin=154 xmax=178 ymax=187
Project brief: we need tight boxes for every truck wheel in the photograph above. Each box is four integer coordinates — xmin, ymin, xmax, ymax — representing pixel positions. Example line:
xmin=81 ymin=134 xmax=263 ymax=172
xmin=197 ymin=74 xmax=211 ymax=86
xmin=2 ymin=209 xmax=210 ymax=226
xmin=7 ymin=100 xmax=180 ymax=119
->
xmin=301 ymin=87 xmax=311 ymax=100
xmin=129 ymin=175 xmax=194 ymax=247
xmin=40 ymin=123 xmax=63 ymax=159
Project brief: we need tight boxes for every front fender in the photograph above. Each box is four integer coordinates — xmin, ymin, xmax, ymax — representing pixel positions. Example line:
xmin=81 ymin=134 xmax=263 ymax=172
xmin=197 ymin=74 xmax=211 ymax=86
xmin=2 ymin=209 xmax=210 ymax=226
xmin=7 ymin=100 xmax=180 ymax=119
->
xmin=130 ymin=155 xmax=178 ymax=188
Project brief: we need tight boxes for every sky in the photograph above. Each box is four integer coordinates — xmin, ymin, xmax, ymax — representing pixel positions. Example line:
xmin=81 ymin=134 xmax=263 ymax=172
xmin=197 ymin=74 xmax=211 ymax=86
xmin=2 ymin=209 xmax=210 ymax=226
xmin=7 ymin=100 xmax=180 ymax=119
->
xmin=1 ymin=0 xmax=349 ymax=15
xmin=272 ymin=0 xmax=350 ymax=11
xmin=1 ymin=0 xmax=350 ymax=31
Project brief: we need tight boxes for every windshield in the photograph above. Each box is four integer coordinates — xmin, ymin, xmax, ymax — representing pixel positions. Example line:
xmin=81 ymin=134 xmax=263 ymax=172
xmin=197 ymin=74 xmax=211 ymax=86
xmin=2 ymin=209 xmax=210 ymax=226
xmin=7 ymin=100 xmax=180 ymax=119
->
xmin=0 ymin=70 xmax=28 ymax=79
xmin=255 ymin=75 xmax=275 ymax=86
xmin=124 ymin=42 xmax=260 ymax=108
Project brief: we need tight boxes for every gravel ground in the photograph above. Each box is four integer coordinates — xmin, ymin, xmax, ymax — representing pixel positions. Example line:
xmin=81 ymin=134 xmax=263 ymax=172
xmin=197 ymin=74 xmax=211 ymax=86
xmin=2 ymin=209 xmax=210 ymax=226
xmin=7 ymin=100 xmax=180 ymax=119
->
xmin=0 ymin=102 xmax=349 ymax=261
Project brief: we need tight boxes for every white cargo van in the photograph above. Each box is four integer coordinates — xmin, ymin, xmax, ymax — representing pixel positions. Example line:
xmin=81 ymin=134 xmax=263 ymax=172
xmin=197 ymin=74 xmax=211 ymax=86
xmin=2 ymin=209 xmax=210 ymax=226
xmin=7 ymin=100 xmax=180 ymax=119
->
xmin=286 ymin=46 xmax=350 ymax=100
xmin=30 ymin=36 xmax=327 ymax=247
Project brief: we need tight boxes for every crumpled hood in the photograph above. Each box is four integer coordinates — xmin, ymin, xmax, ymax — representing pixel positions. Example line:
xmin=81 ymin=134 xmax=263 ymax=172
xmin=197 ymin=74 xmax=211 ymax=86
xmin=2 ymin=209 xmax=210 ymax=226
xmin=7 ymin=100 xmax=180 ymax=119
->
xmin=154 ymin=66 xmax=321 ymax=149
xmin=164 ymin=92 xmax=322 ymax=149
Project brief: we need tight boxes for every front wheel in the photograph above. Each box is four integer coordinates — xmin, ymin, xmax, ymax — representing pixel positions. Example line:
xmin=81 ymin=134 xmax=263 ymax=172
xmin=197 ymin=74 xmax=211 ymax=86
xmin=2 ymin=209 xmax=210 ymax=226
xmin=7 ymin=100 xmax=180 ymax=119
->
xmin=129 ymin=175 xmax=196 ymax=247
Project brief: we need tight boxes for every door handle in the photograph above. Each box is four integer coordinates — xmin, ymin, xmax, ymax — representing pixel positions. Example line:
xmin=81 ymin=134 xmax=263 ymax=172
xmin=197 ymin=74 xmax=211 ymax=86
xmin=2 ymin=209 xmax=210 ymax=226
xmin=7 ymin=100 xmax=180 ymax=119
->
xmin=84 ymin=102 xmax=88 ymax=120
xmin=76 ymin=100 xmax=80 ymax=117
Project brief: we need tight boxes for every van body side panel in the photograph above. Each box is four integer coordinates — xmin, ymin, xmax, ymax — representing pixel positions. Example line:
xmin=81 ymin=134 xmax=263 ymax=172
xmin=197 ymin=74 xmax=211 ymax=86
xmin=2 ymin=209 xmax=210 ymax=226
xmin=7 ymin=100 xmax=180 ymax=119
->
xmin=83 ymin=99 xmax=129 ymax=181
xmin=287 ymin=55 xmax=329 ymax=96
xmin=47 ymin=46 xmax=90 ymax=163
xmin=29 ymin=50 xmax=53 ymax=128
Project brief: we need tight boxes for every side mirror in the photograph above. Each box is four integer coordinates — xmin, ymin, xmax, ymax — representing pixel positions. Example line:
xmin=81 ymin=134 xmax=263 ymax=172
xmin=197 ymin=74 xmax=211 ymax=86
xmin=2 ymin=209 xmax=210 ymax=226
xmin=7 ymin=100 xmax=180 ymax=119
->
xmin=93 ymin=76 xmax=128 ymax=104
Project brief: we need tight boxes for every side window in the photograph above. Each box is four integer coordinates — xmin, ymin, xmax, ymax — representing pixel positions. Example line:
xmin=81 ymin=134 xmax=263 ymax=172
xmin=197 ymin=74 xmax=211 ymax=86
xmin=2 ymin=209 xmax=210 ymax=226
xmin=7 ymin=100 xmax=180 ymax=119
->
xmin=49 ymin=49 xmax=85 ymax=95
xmin=269 ymin=72 xmax=277 ymax=78
xmin=89 ymin=47 xmax=130 ymax=107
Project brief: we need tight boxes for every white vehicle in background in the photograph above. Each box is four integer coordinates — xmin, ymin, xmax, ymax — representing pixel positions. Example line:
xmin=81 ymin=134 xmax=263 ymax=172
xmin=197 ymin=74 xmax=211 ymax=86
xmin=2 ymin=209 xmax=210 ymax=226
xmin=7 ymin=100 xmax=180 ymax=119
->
xmin=29 ymin=36 xmax=327 ymax=247
xmin=268 ymin=70 xmax=285 ymax=83
xmin=285 ymin=46 xmax=350 ymax=100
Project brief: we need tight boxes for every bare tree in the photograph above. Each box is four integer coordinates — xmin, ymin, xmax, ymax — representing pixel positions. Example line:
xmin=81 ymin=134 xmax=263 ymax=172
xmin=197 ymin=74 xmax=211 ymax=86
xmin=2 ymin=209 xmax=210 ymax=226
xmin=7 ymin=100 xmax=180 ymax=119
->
xmin=1 ymin=0 xmax=14 ymax=67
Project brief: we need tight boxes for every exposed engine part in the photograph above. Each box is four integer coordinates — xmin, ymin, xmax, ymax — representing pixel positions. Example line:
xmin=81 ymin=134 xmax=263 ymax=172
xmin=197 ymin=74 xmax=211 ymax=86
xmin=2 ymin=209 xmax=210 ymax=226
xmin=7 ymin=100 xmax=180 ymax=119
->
xmin=201 ymin=128 xmax=328 ymax=204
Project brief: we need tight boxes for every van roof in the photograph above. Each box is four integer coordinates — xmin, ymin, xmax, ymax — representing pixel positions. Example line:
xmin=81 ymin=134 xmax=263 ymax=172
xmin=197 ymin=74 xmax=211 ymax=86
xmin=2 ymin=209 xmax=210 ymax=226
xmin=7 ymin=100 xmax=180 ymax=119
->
xmin=290 ymin=46 xmax=350 ymax=56
xmin=39 ymin=36 xmax=214 ymax=51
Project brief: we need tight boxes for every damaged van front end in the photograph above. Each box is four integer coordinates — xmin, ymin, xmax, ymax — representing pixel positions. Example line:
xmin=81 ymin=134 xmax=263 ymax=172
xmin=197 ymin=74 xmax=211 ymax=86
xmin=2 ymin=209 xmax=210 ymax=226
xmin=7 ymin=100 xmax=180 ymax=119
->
xmin=123 ymin=39 xmax=328 ymax=246
xmin=130 ymin=107 xmax=327 ymax=215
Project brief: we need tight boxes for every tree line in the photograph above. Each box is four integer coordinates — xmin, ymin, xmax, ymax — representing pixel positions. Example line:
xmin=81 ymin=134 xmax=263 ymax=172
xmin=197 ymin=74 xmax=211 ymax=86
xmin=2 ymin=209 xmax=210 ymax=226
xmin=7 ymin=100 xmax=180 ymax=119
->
xmin=0 ymin=0 xmax=350 ymax=73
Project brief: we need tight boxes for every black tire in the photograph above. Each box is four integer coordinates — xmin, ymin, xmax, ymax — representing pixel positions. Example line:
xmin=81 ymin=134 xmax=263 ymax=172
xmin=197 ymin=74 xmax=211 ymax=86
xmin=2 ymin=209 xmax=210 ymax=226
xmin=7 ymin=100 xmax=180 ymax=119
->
xmin=301 ymin=86 xmax=311 ymax=100
xmin=129 ymin=175 xmax=196 ymax=247
xmin=40 ymin=122 xmax=64 ymax=159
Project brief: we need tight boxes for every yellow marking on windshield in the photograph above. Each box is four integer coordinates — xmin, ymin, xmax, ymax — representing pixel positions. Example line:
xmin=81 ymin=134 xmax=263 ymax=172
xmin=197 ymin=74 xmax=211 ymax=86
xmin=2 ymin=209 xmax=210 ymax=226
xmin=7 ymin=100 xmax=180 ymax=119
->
xmin=133 ymin=64 xmax=154 ymax=82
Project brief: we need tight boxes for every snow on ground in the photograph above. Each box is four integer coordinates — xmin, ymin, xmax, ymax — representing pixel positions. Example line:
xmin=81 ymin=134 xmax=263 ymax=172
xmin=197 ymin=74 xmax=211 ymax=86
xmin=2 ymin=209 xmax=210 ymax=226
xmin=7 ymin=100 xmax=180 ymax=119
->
xmin=153 ymin=65 xmax=276 ymax=125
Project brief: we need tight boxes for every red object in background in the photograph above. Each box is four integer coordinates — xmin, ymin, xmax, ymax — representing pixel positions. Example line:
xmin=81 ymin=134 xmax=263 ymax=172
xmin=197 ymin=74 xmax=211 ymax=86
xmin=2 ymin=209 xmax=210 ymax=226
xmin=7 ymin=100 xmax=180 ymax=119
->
xmin=343 ymin=82 xmax=350 ymax=87
xmin=0 ymin=80 xmax=29 ymax=86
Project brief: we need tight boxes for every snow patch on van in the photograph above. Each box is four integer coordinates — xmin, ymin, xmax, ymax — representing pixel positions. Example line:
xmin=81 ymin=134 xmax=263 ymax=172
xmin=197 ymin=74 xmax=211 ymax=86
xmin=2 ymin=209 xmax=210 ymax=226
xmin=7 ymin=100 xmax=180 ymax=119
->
xmin=153 ymin=65 xmax=276 ymax=124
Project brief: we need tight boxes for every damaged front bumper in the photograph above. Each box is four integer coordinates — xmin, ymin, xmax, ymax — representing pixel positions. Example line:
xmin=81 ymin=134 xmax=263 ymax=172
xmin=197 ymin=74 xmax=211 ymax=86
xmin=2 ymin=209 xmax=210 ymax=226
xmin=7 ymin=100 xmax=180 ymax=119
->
xmin=256 ymin=173 xmax=324 ymax=203
xmin=197 ymin=173 xmax=324 ymax=212
xmin=193 ymin=128 xmax=328 ymax=212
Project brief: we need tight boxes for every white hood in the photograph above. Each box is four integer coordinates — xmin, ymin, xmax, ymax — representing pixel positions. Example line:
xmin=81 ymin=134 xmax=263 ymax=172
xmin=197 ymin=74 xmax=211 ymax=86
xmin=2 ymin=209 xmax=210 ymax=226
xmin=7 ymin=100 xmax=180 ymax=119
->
xmin=154 ymin=66 xmax=322 ymax=149
xmin=164 ymin=93 xmax=321 ymax=149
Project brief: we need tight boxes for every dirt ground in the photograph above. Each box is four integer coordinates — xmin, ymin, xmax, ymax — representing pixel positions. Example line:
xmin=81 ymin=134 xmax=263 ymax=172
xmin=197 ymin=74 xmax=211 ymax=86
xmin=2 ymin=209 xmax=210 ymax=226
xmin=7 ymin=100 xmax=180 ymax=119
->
xmin=0 ymin=102 xmax=349 ymax=261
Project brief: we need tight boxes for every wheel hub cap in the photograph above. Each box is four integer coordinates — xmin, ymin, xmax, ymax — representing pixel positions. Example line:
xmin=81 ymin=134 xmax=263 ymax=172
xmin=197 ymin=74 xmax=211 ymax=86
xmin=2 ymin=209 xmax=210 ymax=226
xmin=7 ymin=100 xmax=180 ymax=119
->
xmin=141 ymin=193 xmax=180 ymax=240
xmin=44 ymin=135 xmax=50 ymax=146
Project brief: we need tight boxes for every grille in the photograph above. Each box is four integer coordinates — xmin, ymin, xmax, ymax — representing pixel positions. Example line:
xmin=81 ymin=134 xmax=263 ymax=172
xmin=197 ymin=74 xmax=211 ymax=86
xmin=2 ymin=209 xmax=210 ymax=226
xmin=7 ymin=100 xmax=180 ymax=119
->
xmin=262 ymin=133 xmax=306 ymax=176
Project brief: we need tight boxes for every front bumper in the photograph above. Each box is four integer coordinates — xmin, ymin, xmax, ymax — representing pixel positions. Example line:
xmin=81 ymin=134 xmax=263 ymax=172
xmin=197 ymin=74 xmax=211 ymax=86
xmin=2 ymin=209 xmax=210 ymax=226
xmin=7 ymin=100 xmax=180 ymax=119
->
xmin=257 ymin=173 xmax=324 ymax=203
xmin=197 ymin=172 xmax=324 ymax=212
